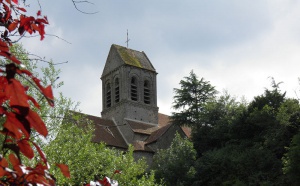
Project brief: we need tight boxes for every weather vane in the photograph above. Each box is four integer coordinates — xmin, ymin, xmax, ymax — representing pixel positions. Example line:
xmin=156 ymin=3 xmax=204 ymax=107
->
xmin=125 ymin=29 xmax=130 ymax=48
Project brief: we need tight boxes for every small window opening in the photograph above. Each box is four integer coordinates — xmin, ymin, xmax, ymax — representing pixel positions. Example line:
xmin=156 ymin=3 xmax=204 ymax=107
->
xmin=131 ymin=77 xmax=138 ymax=101
xmin=115 ymin=78 xmax=120 ymax=103
xmin=144 ymin=80 xmax=150 ymax=104
xmin=106 ymin=83 xmax=111 ymax=108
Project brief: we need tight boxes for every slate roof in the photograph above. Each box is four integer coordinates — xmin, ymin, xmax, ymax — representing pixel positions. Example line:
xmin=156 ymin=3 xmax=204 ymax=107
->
xmin=158 ymin=113 xmax=191 ymax=138
xmin=126 ymin=119 xmax=158 ymax=135
xmin=74 ymin=112 xmax=128 ymax=149
xmin=113 ymin=44 xmax=156 ymax=72
xmin=145 ymin=124 xmax=173 ymax=144
xmin=132 ymin=141 xmax=154 ymax=152
xmin=69 ymin=111 xmax=191 ymax=151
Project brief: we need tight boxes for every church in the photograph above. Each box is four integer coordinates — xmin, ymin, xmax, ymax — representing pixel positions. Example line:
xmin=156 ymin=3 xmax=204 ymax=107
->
xmin=74 ymin=44 xmax=190 ymax=166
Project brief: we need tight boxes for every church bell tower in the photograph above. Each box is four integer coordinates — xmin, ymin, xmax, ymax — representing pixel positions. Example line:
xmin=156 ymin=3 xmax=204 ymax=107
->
xmin=101 ymin=44 xmax=159 ymax=142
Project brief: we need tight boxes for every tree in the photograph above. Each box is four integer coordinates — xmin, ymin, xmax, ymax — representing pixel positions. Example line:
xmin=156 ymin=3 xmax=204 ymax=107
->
xmin=44 ymin=112 xmax=159 ymax=186
xmin=152 ymin=133 xmax=196 ymax=186
xmin=283 ymin=132 xmax=300 ymax=185
xmin=5 ymin=44 xmax=77 ymax=141
xmin=192 ymin=92 xmax=246 ymax=155
xmin=194 ymin=144 xmax=281 ymax=185
xmin=0 ymin=1 xmax=74 ymax=184
xmin=171 ymin=70 xmax=217 ymax=127
xmin=192 ymin=81 xmax=300 ymax=185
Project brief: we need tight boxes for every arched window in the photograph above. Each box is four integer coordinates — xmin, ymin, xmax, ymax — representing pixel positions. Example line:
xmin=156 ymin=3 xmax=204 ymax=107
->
xmin=144 ymin=80 xmax=150 ymax=104
xmin=131 ymin=77 xmax=138 ymax=101
xmin=115 ymin=78 xmax=120 ymax=103
xmin=106 ymin=83 xmax=111 ymax=108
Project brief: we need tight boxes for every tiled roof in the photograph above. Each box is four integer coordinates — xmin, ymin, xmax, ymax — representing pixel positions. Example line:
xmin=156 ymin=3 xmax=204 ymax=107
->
xmin=126 ymin=119 xmax=158 ymax=135
xmin=158 ymin=113 xmax=171 ymax=127
xmin=113 ymin=44 xmax=156 ymax=72
xmin=145 ymin=124 xmax=173 ymax=144
xmin=181 ymin=126 xmax=192 ymax=138
xmin=157 ymin=113 xmax=191 ymax=138
xmin=71 ymin=112 xmax=128 ymax=149
xmin=126 ymin=119 xmax=156 ymax=130
xmin=68 ymin=111 xmax=191 ymax=151
xmin=132 ymin=141 xmax=154 ymax=152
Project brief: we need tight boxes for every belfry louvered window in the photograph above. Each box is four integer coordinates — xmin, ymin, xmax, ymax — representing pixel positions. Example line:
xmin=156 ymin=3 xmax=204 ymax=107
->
xmin=131 ymin=77 xmax=138 ymax=101
xmin=115 ymin=78 xmax=120 ymax=103
xmin=106 ymin=83 xmax=111 ymax=108
xmin=144 ymin=80 xmax=150 ymax=104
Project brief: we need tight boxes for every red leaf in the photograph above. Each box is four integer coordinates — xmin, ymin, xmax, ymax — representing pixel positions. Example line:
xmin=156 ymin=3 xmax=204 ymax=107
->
xmin=0 ymin=40 xmax=9 ymax=52
xmin=56 ymin=164 xmax=70 ymax=178
xmin=12 ymin=0 xmax=18 ymax=4
xmin=0 ymin=157 xmax=8 ymax=167
xmin=8 ymin=21 xmax=19 ymax=32
xmin=19 ymin=16 xmax=34 ymax=28
xmin=17 ymin=68 xmax=33 ymax=77
xmin=114 ymin=170 xmax=121 ymax=174
xmin=44 ymin=85 xmax=54 ymax=107
xmin=32 ymin=77 xmax=54 ymax=107
xmin=4 ymin=113 xmax=24 ymax=139
xmin=6 ymin=79 xmax=29 ymax=107
xmin=3 ymin=4 xmax=11 ymax=21
xmin=31 ymin=23 xmax=40 ymax=32
xmin=18 ymin=139 xmax=34 ymax=159
xmin=9 ymin=153 xmax=20 ymax=167
xmin=0 ymin=167 xmax=6 ymax=177
xmin=27 ymin=95 xmax=40 ymax=109
xmin=0 ymin=51 xmax=21 ymax=64
xmin=26 ymin=109 xmax=48 ymax=137
xmin=0 ymin=76 xmax=8 ymax=104
xmin=36 ymin=18 xmax=49 ymax=25
xmin=16 ymin=7 xmax=26 ymax=12
xmin=32 ymin=142 xmax=47 ymax=164
xmin=37 ymin=10 xmax=41 ymax=16
xmin=99 ymin=177 xmax=111 ymax=186
xmin=6 ymin=112 xmax=31 ymax=138
xmin=38 ymin=23 xmax=45 ymax=40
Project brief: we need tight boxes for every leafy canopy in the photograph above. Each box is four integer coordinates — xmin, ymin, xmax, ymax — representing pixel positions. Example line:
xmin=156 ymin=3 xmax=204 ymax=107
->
xmin=171 ymin=70 xmax=217 ymax=127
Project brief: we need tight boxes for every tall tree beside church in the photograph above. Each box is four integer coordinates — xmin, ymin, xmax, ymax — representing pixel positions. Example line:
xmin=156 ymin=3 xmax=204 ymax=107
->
xmin=171 ymin=70 xmax=217 ymax=127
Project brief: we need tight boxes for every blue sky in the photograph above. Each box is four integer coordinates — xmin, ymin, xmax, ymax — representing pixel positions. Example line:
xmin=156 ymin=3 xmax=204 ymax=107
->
xmin=22 ymin=0 xmax=300 ymax=116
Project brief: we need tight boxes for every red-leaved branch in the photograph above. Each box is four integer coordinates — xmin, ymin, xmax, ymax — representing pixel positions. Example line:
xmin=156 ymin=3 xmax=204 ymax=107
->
xmin=0 ymin=0 xmax=70 ymax=185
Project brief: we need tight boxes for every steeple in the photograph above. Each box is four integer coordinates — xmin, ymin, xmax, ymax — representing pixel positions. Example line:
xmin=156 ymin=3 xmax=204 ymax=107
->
xmin=101 ymin=44 xmax=159 ymax=142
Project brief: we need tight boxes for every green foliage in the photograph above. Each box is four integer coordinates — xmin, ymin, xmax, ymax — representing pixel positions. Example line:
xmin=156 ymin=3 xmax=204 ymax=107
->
xmin=152 ymin=133 xmax=196 ymax=186
xmin=195 ymin=144 xmax=282 ymax=185
xmin=171 ymin=70 xmax=217 ymax=127
xmin=283 ymin=132 xmax=300 ymax=185
xmin=44 ymin=113 xmax=158 ymax=185
xmin=7 ymin=44 xmax=77 ymax=142
xmin=171 ymin=73 xmax=300 ymax=185
xmin=192 ymin=92 xmax=246 ymax=155
xmin=192 ymin=80 xmax=300 ymax=185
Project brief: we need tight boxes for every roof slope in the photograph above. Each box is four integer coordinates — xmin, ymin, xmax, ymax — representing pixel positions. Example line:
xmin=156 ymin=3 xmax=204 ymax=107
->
xmin=114 ymin=44 xmax=156 ymax=71
xmin=145 ymin=124 xmax=173 ymax=144
xmin=71 ymin=112 xmax=128 ymax=149
xmin=68 ymin=111 xmax=191 ymax=151
xmin=102 ymin=44 xmax=156 ymax=77
xmin=158 ymin=113 xmax=191 ymax=138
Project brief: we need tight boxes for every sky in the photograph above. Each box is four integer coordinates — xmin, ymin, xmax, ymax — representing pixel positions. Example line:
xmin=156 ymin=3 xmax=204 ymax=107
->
xmin=21 ymin=0 xmax=300 ymax=116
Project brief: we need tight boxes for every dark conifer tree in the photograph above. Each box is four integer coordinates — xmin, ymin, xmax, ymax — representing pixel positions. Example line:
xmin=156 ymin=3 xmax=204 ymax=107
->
xmin=171 ymin=70 xmax=217 ymax=127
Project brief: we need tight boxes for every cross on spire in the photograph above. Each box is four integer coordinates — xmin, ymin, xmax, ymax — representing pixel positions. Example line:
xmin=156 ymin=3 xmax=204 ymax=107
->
xmin=125 ymin=29 xmax=130 ymax=48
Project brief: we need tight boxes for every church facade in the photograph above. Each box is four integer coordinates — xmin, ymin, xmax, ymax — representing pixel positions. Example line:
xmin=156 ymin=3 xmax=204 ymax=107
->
xmin=76 ymin=44 xmax=190 ymax=166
